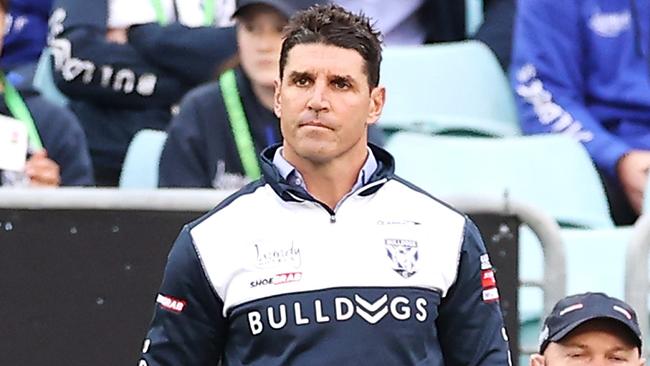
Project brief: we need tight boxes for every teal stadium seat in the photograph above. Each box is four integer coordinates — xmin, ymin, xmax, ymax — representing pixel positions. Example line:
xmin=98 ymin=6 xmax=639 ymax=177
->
xmin=119 ymin=129 xmax=167 ymax=188
xmin=379 ymin=41 xmax=520 ymax=137
xmin=465 ymin=0 xmax=484 ymax=36
xmin=386 ymin=132 xmax=613 ymax=228
xmin=33 ymin=48 xmax=69 ymax=107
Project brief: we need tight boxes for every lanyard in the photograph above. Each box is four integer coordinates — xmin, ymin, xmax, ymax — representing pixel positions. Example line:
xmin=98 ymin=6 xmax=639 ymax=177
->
xmin=150 ymin=0 xmax=216 ymax=26
xmin=219 ymin=69 xmax=262 ymax=180
xmin=0 ymin=72 xmax=42 ymax=150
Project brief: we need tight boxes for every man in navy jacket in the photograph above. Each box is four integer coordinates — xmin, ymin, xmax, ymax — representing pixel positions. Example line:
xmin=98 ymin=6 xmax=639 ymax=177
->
xmin=140 ymin=4 xmax=511 ymax=365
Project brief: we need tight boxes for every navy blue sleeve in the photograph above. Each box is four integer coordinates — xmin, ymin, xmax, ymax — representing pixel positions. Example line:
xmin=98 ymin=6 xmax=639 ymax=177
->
xmin=510 ymin=0 xmax=630 ymax=178
xmin=128 ymin=23 xmax=237 ymax=85
xmin=158 ymin=86 xmax=218 ymax=188
xmin=28 ymin=96 xmax=94 ymax=186
xmin=436 ymin=219 xmax=511 ymax=365
xmin=49 ymin=0 xmax=191 ymax=108
xmin=140 ymin=226 xmax=227 ymax=365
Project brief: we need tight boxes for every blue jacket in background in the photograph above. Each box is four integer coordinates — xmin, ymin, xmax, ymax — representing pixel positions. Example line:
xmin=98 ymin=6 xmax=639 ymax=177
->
xmin=511 ymin=0 xmax=650 ymax=179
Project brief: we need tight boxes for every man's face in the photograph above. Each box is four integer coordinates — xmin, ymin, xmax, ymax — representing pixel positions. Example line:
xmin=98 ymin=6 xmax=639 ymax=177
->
xmin=531 ymin=319 xmax=645 ymax=366
xmin=274 ymin=43 xmax=385 ymax=167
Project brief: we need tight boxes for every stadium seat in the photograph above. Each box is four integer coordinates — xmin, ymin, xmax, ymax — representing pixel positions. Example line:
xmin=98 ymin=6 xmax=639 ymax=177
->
xmin=33 ymin=48 xmax=69 ymax=107
xmin=119 ymin=129 xmax=167 ymax=188
xmin=466 ymin=0 xmax=484 ymax=36
xmin=379 ymin=41 xmax=520 ymax=137
xmin=385 ymin=132 xmax=613 ymax=228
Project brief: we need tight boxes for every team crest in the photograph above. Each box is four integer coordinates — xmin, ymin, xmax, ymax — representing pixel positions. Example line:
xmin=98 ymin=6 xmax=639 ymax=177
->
xmin=384 ymin=239 xmax=419 ymax=278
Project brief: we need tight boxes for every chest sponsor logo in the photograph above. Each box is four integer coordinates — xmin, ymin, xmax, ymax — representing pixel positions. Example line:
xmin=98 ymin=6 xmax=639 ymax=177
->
xmin=254 ymin=241 xmax=301 ymax=269
xmin=588 ymin=9 xmax=631 ymax=38
xmin=156 ymin=294 xmax=186 ymax=313
xmin=247 ymin=294 xmax=429 ymax=335
xmin=385 ymin=239 xmax=418 ymax=278
xmin=250 ymin=272 xmax=303 ymax=288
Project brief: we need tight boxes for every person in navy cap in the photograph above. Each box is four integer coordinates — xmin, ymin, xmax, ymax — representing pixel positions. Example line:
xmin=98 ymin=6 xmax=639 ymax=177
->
xmin=531 ymin=292 xmax=645 ymax=366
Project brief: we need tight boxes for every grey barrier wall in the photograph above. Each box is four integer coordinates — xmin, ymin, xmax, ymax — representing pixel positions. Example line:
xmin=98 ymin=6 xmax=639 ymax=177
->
xmin=0 ymin=189 xmax=560 ymax=366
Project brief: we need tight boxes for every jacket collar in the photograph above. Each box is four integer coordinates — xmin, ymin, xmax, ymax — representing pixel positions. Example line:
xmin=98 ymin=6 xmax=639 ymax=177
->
xmin=259 ymin=143 xmax=395 ymax=203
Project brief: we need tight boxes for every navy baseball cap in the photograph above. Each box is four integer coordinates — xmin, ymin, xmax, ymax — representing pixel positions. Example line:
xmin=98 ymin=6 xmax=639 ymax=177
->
xmin=233 ymin=0 xmax=323 ymax=18
xmin=539 ymin=292 xmax=642 ymax=353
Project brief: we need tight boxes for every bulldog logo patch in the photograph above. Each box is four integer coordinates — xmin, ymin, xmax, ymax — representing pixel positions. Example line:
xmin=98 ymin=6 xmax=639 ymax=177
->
xmin=385 ymin=238 xmax=419 ymax=278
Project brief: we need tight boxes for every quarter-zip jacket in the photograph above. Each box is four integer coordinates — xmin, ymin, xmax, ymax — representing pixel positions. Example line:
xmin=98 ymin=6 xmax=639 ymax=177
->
xmin=140 ymin=144 xmax=511 ymax=366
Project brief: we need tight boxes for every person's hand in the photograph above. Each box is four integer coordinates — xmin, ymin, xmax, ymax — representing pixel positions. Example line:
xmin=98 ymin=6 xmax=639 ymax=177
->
xmin=25 ymin=150 xmax=61 ymax=187
xmin=616 ymin=150 xmax=650 ymax=214
xmin=106 ymin=28 xmax=128 ymax=44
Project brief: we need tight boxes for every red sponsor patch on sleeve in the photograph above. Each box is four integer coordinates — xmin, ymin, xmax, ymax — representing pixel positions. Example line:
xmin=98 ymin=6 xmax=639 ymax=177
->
xmin=481 ymin=269 xmax=497 ymax=288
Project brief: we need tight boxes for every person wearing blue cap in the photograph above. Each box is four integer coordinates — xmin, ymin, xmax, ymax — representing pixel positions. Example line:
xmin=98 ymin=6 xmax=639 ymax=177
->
xmin=531 ymin=292 xmax=645 ymax=366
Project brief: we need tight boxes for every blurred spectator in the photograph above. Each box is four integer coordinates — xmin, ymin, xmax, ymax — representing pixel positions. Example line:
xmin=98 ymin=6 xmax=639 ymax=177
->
xmin=511 ymin=0 xmax=650 ymax=225
xmin=48 ymin=0 xmax=238 ymax=186
xmin=158 ymin=0 xmax=384 ymax=189
xmin=0 ymin=0 xmax=93 ymax=187
xmin=335 ymin=0 xmax=515 ymax=69
xmin=3 ymin=0 xmax=51 ymax=72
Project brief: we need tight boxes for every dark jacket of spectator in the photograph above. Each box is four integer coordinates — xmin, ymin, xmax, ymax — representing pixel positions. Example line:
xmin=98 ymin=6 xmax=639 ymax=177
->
xmin=49 ymin=0 xmax=237 ymax=185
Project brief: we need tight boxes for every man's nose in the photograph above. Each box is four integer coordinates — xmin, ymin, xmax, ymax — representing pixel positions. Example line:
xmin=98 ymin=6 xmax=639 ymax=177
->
xmin=307 ymin=80 xmax=329 ymax=112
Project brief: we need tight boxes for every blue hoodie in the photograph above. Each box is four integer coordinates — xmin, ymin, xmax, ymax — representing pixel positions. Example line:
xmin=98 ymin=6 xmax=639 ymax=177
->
xmin=511 ymin=0 xmax=650 ymax=179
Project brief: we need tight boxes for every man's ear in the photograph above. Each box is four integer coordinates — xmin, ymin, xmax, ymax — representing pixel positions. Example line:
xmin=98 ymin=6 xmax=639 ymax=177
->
xmin=530 ymin=353 xmax=545 ymax=366
xmin=273 ymin=78 xmax=282 ymax=118
xmin=638 ymin=356 xmax=646 ymax=366
xmin=366 ymin=85 xmax=385 ymax=125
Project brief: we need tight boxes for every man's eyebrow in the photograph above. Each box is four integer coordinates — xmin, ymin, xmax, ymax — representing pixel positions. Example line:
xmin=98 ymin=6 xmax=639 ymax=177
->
xmin=329 ymin=74 xmax=354 ymax=83
xmin=288 ymin=71 xmax=313 ymax=80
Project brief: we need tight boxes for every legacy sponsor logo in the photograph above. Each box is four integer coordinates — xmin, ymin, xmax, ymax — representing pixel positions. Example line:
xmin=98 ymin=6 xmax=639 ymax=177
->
xmin=156 ymin=294 xmax=186 ymax=313
xmin=250 ymin=272 xmax=303 ymax=288
xmin=247 ymin=294 xmax=428 ymax=335
xmin=254 ymin=241 xmax=301 ymax=269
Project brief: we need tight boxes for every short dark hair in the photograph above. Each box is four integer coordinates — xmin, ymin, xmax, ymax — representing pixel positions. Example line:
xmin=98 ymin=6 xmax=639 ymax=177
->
xmin=0 ymin=0 xmax=8 ymax=12
xmin=279 ymin=4 xmax=382 ymax=88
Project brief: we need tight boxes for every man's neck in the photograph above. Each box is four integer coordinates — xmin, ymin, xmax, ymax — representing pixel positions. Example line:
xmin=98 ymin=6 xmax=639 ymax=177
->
xmin=251 ymin=82 xmax=275 ymax=111
xmin=284 ymin=146 xmax=369 ymax=210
